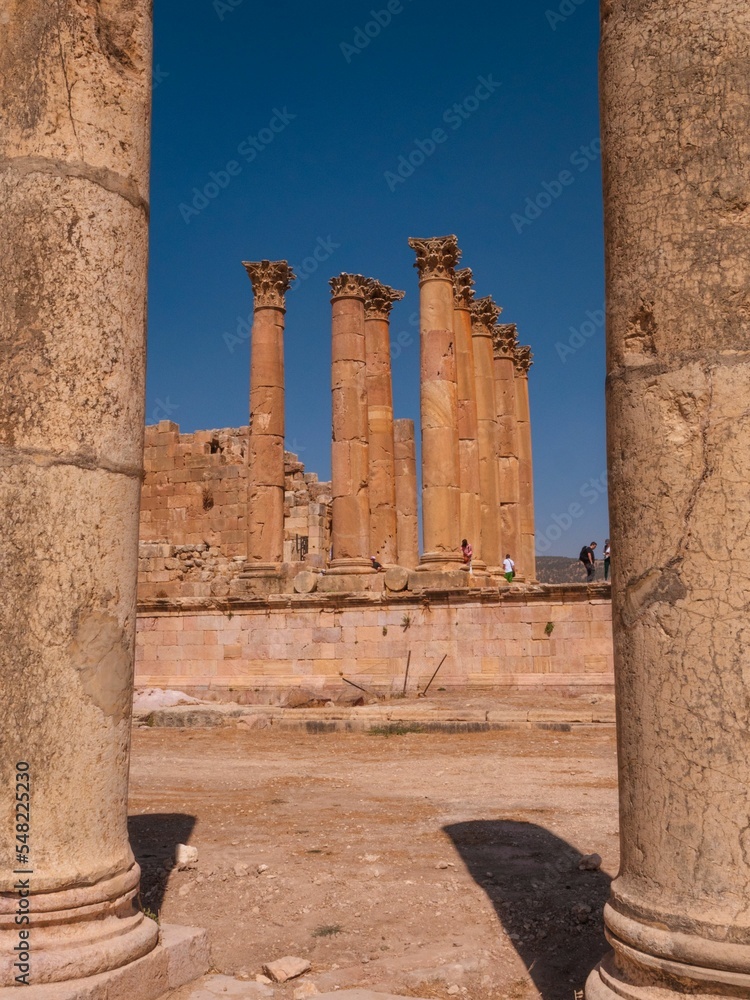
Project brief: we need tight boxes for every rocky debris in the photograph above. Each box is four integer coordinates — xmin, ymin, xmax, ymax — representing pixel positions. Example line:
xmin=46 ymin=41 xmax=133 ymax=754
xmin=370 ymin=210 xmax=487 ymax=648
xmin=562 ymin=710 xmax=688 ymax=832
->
xmin=234 ymin=862 xmax=249 ymax=877
xmin=133 ymin=688 xmax=203 ymax=712
xmin=262 ymin=956 xmax=312 ymax=982
xmin=255 ymin=974 xmax=273 ymax=984
xmin=182 ymin=974 xmax=273 ymax=998
xmin=578 ymin=853 xmax=602 ymax=871
xmin=257 ymin=864 xmax=269 ymax=874
xmin=175 ymin=843 xmax=199 ymax=869
xmin=571 ymin=902 xmax=593 ymax=923
xmin=293 ymin=981 xmax=320 ymax=999
xmin=436 ymin=861 xmax=455 ymax=870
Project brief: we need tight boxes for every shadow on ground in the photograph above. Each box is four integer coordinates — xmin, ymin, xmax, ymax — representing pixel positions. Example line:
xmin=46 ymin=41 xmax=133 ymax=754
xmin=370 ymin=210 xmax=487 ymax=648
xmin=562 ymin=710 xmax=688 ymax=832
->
xmin=445 ymin=819 xmax=611 ymax=1000
xmin=128 ymin=813 xmax=196 ymax=916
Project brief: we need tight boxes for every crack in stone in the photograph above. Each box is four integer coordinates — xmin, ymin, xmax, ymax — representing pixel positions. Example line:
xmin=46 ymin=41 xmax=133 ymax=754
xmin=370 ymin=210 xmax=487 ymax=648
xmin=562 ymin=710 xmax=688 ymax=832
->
xmin=0 ymin=444 xmax=143 ymax=479
xmin=0 ymin=155 xmax=149 ymax=216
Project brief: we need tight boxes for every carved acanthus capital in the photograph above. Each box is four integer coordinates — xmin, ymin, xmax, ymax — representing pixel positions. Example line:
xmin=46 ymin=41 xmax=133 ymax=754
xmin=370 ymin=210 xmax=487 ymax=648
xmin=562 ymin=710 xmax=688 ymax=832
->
xmin=470 ymin=296 xmax=502 ymax=335
xmin=453 ymin=268 xmax=475 ymax=310
xmin=363 ymin=280 xmax=405 ymax=320
xmin=514 ymin=344 xmax=534 ymax=376
xmin=242 ymin=260 xmax=296 ymax=309
xmin=492 ymin=323 xmax=518 ymax=358
xmin=407 ymin=235 xmax=461 ymax=282
xmin=329 ymin=273 xmax=370 ymax=300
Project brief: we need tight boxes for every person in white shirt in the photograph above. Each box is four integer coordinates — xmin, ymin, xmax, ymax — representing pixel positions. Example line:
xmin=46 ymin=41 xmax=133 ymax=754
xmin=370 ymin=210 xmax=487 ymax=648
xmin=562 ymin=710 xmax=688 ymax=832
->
xmin=502 ymin=554 xmax=515 ymax=583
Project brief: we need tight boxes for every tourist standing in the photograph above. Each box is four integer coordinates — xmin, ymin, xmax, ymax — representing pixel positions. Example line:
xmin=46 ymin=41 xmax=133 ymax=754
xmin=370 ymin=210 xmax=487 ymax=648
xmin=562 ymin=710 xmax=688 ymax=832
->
xmin=603 ymin=539 xmax=611 ymax=581
xmin=579 ymin=541 xmax=597 ymax=582
xmin=502 ymin=553 xmax=515 ymax=583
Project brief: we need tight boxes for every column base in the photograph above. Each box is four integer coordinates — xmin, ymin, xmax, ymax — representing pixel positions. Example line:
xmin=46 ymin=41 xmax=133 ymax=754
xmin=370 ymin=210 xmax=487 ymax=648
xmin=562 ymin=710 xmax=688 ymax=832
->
xmin=326 ymin=558 xmax=375 ymax=575
xmin=0 ymin=924 xmax=209 ymax=1000
xmin=587 ymin=943 xmax=750 ymax=1000
xmin=239 ymin=562 xmax=282 ymax=577
xmin=416 ymin=552 xmax=464 ymax=571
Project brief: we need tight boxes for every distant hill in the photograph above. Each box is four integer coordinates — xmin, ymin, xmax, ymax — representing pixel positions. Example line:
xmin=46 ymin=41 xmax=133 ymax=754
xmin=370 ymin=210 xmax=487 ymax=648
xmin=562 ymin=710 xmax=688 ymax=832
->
xmin=536 ymin=556 xmax=601 ymax=585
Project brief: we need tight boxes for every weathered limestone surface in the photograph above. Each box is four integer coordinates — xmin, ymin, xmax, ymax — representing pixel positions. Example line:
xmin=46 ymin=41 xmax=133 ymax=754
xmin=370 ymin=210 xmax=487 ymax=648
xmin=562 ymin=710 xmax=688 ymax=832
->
xmin=393 ymin=418 xmax=419 ymax=568
xmin=364 ymin=280 xmax=404 ymax=566
xmin=0 ymin=0 xmax=158 ymax=984
xmin=408 ymin=236 xmax=463 ymax=569
xmin=329 ymin=274 xmax=372 ymax=572
xmin=453 ymin=268 xmax=485 ymax=571
xmin=493 ymin=324 xmax=522 ymax=575
xmin=587 ymin=3 xmax=750 ymax=1000
xmin=471 ymin=297 xmax=502 ymax=572
xmin=135 ymin=590 xmax=614 ymax=696
xmin=514 ymin=346 xmax=536 ymax=583
xmin=243 ymin=260 xmax=295 ymax=568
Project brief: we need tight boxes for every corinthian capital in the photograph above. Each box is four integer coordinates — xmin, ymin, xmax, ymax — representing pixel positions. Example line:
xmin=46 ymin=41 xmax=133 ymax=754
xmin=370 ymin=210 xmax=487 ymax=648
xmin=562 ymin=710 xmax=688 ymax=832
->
xmin=242 ymin=260 xmax=296 ymax=309
xmin=329 ymin=273 xmax=370 ymax=300
xmin=514 ymin=344 xmax=533 ymax=376
xmin=363 ymin=280 xmax=405 ymax=320
xmin=470 ymin=296 xmax=502 ymax=335
xmin=492 ymin=323 xmax=518 ymax=358
xmin=407 ymin=235 xmax=461 ymax=282
xmin=453 ymin=268 xmax=475 ymax=310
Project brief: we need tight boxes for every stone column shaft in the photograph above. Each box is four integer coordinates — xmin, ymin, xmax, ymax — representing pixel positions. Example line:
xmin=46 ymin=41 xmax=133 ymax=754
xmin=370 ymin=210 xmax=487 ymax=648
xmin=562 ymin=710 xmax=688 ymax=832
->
xmin=408 ymin=236 xmax=463 ymax=569
xmin=454 ymin=269 xmax=485 ymax=571
xmin=587 ymin=3 xmax=750 ymax=1000
xmin=0 ymin=2 xmax=158 ymax=985
xmin=471 ymin=297 xmax=502 ymax=572
xmin=364 ymin=280 xmax=404 ymax=565
xmin=514 ymin=346 xmax=536 ymax=583
xmin=493 ymin=324 xmax=522 ymax=575
xmin=329 ymin=274 xmax=372 ymax=572
xmin=394 ymin=418 xmax=419 ymax=569
xmin=243 ymin=260 xmax=295 ymax=569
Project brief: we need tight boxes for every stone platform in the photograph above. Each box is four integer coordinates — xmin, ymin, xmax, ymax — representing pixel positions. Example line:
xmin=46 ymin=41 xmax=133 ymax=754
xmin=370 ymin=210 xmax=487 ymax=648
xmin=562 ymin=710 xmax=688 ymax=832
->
xmin=0 ymin=925 xmax=209 ymax=1000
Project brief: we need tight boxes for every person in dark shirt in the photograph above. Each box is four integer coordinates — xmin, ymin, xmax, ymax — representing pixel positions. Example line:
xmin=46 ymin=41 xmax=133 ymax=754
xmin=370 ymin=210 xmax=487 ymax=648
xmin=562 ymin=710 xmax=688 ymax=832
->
xmin=579 ymin=541 xmax=597 ymax=582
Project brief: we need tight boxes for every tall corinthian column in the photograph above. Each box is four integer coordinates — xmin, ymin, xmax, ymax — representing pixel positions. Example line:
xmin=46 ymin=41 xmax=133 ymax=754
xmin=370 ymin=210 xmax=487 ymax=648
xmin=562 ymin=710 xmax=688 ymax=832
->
xmin=242 ymin=260 xmax=295 ymax=570
xmin=364 ymin=279 xmax=404 ymax=566
xmin=586 ymin=3 xmax=750 ymax=1000
xmin=394 ymin=418 xmax=419 ymax=569
xmin=453 ymin=269 xmax=486 ymax=572
xmin=471 ymin=297 xmax=502 ymax=573
xmin=329 ymin=274 xmax=372 ymax=573
xmin=408 ymin=235 xmax=463 ymax=569
xmin=493 ymin=324 xmax=523 ymax=577
xmin=513 ymin=345 xmax=536 ymax=583
xmin=0 ymin=1 xmax=159 ymax=985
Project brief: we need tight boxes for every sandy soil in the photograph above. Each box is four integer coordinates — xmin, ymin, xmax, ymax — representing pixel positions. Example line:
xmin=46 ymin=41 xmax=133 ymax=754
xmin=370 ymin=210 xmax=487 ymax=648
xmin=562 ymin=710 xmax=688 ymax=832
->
xmin=128 ymin=726 xmax=619 ymax=1000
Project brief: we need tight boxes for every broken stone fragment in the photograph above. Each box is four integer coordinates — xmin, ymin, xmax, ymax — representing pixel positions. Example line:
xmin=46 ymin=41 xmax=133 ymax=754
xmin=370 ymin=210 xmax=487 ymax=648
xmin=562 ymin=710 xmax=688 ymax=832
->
xmin=578 ymin=853 xmax=602 ymax=871
xmin=262 ymin=956 xmax=312 ymax=982
xmin=175 ymin=843 xmax=199 ymax=869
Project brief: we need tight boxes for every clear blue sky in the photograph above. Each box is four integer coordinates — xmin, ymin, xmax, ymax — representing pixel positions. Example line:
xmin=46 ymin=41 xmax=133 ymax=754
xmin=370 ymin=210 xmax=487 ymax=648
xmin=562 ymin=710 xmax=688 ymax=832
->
xmin=147 ymin=0 xmax=608 ymax=558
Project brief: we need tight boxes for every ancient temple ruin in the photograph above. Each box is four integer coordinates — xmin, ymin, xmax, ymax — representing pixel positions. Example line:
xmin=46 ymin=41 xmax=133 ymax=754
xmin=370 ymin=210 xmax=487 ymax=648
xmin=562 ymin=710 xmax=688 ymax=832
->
xmin=136 ymin=236 xmax=614 ymax=698
xmin=138 ymin=235 xmax=539 ymax=598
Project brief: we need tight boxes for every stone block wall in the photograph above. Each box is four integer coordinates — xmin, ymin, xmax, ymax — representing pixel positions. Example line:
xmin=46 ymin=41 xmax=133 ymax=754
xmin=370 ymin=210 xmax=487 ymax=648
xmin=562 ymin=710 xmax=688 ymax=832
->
xmin=135 ymin=586 xmax=613 ymax=698
xmin=138 ymin=422 xmax=332 ymax=599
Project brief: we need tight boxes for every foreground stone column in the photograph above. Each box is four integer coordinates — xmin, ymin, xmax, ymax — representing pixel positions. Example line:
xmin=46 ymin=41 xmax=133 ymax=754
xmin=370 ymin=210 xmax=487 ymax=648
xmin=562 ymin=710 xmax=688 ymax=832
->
xmin=453 ymin=268 xmax=486 ymax=572
xmin=364 ymin=279 xmax=404 ymax=565
xmin=586 ymin=3 xmax=750 ymax=1000
xmin=471 ymin=297 xmax=502 ymax=572
xmin=393 ymin=418 xmax=419 ymax=568
xmin=513 ymin=346 xmax=536 ymax=583
xmin=329 ymin=274 xmax=372 ymax=572
xmin=408 ymin=235 xmax=463 ymax=569
xmin=493 ymin=324 xmax=523 ymax=577
xmin=242 ymin=260 xmax=295 ymax=570
xmin=0 ymin=1 xmax=159 ymax=985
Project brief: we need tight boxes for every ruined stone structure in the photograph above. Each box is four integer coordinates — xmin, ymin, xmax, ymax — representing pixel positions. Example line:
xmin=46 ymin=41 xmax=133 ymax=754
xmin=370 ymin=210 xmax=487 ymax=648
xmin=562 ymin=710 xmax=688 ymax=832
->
xmin=138 ymin=424 xmax=331 ymax=601
xmin=586 ymin=3 xmax=750 ymax=1000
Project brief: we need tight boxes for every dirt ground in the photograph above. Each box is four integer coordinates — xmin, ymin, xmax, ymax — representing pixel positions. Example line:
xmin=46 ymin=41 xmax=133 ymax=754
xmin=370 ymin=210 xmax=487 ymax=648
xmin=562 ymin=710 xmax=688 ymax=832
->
xmin=128 ymin=726 xmax=619 ymax=1000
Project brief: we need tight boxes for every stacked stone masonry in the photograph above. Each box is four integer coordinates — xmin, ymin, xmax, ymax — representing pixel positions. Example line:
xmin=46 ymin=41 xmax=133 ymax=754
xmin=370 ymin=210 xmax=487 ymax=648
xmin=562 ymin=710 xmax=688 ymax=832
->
xmin=138 ymin=421 xmax=331 ymax=600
